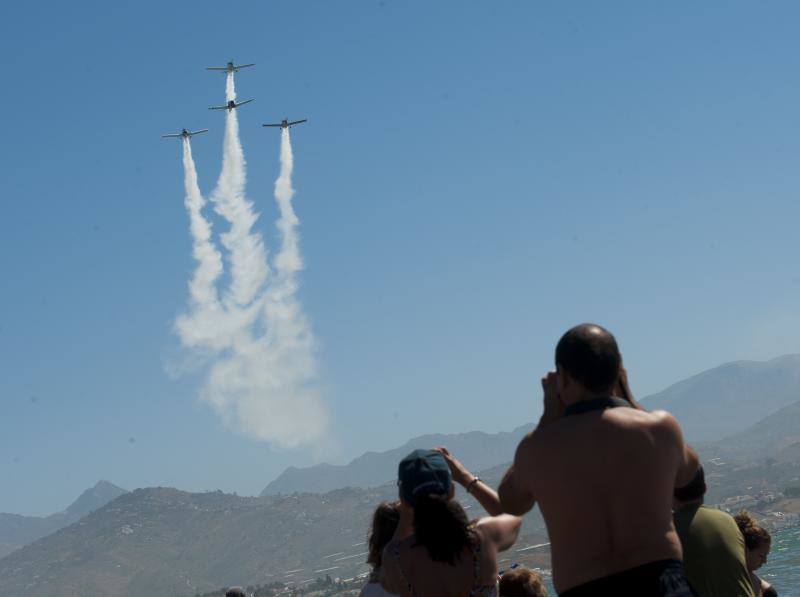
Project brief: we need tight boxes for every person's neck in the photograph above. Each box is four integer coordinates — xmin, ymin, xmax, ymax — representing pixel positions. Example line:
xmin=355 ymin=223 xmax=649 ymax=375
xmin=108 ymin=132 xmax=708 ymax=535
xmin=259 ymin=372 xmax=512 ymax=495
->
xmin=560 ymin=391 xmax=613 ymax=407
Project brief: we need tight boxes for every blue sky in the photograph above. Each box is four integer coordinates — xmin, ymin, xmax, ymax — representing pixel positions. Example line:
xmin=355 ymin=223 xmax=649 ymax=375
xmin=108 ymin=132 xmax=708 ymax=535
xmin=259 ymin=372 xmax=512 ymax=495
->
xmin=2 ymin=0 xmax=800 ymax=515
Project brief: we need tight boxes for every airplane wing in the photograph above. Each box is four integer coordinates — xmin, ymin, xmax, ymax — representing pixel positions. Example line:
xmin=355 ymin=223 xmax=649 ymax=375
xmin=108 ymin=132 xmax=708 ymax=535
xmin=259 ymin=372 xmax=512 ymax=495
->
xmin=190 ymin=129 xmax=209 ymax=136
xmin=289 ymin=119 xmax=308 ymax=126
xmin=262 ymin=123 xmax=281 ymax=127
xmin=209 ymin=105 xmax=228 ymax=110
xmin=206 ymin=66 xmax=228 ymax=71
xmin=237 ymin=63 xmax=255 ymax=69
xmin=161 ymin=134 xmax=182 ymax=138
xmin=235 ymin=99 xmax=254 ymax=107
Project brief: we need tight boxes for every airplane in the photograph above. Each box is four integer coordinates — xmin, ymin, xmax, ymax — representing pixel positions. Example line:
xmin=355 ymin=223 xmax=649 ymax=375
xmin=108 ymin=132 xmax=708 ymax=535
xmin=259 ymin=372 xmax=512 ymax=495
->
xmin=161 ymin=128 xmax=209 ymax=140
xmin=206 ymin=60 xmax=255 ymax=74
xmin=262 ymin=118 xmax=308 ymax=130
xmin=209 ymin=99 xmax=254 ymax=111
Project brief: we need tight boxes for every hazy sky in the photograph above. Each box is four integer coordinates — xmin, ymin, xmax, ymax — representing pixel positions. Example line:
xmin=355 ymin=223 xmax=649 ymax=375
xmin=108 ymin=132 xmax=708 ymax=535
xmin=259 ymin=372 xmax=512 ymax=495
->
xmin=2 ymin=0 xmax=800 ymax=515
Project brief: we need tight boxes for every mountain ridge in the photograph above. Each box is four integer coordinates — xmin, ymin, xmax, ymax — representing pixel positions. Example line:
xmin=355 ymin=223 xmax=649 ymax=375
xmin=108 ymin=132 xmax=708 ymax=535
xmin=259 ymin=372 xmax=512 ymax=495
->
xmin=263 ymin=354 xmax=800 ymax=495
xmin=261 ymin=425 xmax=530 ymax=496
xmin=0 ymin=480 xmax=126 ymax=559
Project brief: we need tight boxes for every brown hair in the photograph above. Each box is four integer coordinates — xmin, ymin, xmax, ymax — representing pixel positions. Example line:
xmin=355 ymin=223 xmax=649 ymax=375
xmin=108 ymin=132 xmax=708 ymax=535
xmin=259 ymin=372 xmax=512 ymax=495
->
xmin=499 ymin=566 xmax=548 ymax=597
xmin=367 ymin=501 xmax=401 ymax=568
xmin=734 ymin=510 xmax=772 ymax=550
xmin=412 ymin=493 xmax=475 ymax=565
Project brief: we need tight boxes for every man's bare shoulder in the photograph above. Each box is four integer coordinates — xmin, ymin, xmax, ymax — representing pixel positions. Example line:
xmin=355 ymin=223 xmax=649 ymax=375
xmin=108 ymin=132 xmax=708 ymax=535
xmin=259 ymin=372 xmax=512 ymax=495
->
xmin=644 ymin=409 xmax=683 ymax=435
xmin=605 ymin=406 xmax=677 ymax=428
xmin=610 ymin=408 xmax=685 ymax=447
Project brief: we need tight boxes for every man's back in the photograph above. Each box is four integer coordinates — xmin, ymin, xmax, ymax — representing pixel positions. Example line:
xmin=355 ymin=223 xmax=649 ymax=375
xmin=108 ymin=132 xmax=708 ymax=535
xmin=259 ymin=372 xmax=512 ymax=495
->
xmin=525 ymin=406 xmax=684 ymax=593
xmin=673 ymin=504 xmax=754 ymax=597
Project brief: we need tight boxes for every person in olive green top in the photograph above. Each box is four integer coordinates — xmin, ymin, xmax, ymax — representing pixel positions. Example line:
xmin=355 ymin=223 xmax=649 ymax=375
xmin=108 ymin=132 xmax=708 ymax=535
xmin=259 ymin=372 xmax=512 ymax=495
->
xmin=672 ymin=466 xmax=754 ymax=597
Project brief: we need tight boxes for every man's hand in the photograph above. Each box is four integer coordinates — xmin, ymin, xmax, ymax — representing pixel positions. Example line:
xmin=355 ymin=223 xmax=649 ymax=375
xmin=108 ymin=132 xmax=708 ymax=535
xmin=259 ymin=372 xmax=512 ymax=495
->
xmin=432 ymin=446 xmax=472 ymax=487
xmin=538 ymin=371 xmax=565 ymax=428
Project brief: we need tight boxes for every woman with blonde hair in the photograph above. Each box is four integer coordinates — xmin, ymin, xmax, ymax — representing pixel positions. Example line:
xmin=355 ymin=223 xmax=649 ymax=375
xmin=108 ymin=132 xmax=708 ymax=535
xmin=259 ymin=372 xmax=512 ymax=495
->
xmin=734 ymin=511 xmax=776 ymax=597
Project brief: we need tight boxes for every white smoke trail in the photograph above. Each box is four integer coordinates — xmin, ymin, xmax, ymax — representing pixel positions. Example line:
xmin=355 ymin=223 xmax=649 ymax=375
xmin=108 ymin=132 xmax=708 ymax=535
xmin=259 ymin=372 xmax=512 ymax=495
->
xmin=210 ymin=73 xmax=269 ymax=308
xmin=258 ymin=128 xmax=326 ymax=444
xmin=226 ymin=71 xmax=236 ymax=103
xmin=172 ymin=73 xmax=327 ymax=447
xmin=179 ymin=138 xmax=223 ymax=310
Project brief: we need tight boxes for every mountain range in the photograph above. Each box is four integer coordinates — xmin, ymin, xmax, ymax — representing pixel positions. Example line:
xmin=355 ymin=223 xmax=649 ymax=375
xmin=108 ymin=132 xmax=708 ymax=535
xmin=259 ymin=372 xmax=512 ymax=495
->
xmin=702 ymin=399 xmax=800 ymax=464
xmin=263 ymin=355 xmax=800 ymax=495
xmin=3 ymin=354 xmax=800 ymax=596
xmin=261 ymin=427 xmax=529 ymax=496
xmin=0 ymin=480 xmax=126 ymax=560
xmin=642 ymin=354 xmax=800 ymax=442
xmin=0 ymin=473 xmax=548 ymax=597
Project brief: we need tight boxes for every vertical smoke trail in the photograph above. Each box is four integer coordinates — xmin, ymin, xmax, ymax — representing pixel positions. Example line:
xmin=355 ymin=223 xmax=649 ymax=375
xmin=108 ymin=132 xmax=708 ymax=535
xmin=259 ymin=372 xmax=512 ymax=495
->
xmin=173 ymin=73 xmax=328 ymax=447
xmin=179 ymin=138 xmax=223 ymax=309
xmin=225 ymin=70 xmax=236 ymax=103
xmin=272 ymin=128 xmax=302 ymax=287
xmin=210 ymin=72 xmax=269 ymax=308
xmin=255 ymin=126 xmax=325 ymax=445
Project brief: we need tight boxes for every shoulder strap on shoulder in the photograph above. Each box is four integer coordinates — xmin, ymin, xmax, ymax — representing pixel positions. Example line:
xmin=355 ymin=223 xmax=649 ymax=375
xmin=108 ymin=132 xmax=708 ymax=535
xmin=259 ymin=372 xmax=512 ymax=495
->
xmin=392 ymin=541 xmax=417 ymax=596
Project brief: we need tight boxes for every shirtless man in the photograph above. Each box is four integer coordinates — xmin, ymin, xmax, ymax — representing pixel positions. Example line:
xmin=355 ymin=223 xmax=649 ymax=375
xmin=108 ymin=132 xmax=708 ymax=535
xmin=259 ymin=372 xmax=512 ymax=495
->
xmin=498 ymin=323 xmax=700 ymax=596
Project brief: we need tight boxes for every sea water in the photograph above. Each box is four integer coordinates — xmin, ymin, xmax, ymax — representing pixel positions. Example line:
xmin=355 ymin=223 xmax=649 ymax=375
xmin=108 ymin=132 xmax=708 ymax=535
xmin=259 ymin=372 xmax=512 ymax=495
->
xmin=761 ymin=526 xmax=800 ymax=596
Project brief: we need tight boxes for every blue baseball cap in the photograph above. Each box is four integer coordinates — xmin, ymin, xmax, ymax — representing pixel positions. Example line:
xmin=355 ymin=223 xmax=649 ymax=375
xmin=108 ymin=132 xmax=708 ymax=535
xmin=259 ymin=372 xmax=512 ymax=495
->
xmin=397 ymin=449 xmax=452 ymax=507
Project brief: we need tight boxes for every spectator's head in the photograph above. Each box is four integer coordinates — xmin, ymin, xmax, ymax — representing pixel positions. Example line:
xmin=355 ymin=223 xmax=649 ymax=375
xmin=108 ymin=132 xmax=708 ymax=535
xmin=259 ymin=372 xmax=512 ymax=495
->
xmin=673 ymin=466 xmax=707 ymax=509
xmin=225 ymin=588 xmax=247 ymax=597
xmin=366 ymin=500 xmax=400 ymax=569
xmin=397 ymin=449 xmax=454 ymax=507
xmin=499 ymin=565 xmax=548 ymax=597
xmin=734 ymin=510 xmax=772 ymax=571
xmin=555 ymin=324 xmax=621 ymax=401
xmin=397 ymin=449 xmax=471 ymax=565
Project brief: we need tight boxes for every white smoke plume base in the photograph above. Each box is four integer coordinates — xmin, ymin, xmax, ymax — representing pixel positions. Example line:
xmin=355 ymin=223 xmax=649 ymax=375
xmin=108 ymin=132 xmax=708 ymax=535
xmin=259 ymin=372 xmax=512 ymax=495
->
xmin=173 ymin=73 xmax=327 ymax=448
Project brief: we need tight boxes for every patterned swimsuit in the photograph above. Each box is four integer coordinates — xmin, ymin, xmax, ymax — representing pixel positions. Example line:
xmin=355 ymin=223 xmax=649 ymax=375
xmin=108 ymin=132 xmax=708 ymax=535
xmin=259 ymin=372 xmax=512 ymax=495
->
xmin=391 ymin=536 xmax=498 ymax=597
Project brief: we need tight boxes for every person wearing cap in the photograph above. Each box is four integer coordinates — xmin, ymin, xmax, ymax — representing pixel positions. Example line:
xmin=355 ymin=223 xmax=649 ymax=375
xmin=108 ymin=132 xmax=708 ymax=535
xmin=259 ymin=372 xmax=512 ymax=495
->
xmin=672 ymin=467 xmax=754 ymax=596
xmin=498 ymin=323 xmax=700 ymax=596
xmin=380 ymin=448 xmax=521 ymax=597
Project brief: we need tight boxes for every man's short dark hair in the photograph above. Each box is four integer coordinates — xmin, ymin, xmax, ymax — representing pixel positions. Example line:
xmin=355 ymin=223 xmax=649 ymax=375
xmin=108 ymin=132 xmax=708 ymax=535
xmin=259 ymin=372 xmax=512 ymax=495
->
xmin=225 ymin=588 xmax=247 ymax=597
xmin=555 ymin=323 xmax=621 ymax=394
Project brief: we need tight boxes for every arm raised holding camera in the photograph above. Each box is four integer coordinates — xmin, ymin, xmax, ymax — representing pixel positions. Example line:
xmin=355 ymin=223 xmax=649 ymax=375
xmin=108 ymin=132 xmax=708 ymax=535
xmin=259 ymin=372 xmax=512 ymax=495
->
xmin=432 ymin=446 xmax=503 ymax=516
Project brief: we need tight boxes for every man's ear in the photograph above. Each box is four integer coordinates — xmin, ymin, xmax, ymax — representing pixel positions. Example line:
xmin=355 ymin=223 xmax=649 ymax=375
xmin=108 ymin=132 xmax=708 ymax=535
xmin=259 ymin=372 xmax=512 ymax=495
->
xmin=447 ymin=485 xmax=455 ymax=500
xmin=556 ymin=368 xmax=569 ymax=392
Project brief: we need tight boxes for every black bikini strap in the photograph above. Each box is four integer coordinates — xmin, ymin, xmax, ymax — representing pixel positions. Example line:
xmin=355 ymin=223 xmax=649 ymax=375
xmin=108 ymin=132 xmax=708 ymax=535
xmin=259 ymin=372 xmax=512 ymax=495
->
xmin=563 ymin=396 xmax=630 ymax=417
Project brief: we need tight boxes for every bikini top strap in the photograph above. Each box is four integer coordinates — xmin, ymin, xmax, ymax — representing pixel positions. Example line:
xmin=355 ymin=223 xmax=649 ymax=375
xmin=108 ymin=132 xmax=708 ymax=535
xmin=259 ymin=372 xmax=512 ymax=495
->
xmin=392 ymin=541 xmax=417 ymax=596
xmin=472 ymin=539 xmax=482 ymax=584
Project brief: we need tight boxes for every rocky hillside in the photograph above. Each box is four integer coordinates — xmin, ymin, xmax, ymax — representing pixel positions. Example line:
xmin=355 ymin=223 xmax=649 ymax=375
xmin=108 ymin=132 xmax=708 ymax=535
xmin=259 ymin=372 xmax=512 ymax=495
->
xmin=0 ymin=480 xmax=126 ymax=558
xmin=702 ymin=400 xmax=800 ymax=464
xmin=0 ymin=469 xmax=547 ymax=597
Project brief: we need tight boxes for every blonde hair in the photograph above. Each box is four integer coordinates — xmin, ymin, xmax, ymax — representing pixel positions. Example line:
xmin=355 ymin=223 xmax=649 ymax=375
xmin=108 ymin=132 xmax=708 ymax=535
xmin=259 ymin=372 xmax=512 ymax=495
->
xmin=499 ymin=566 xmax=548 ymax=597
xmin=733 ymin=510 xmax=771 ymax=550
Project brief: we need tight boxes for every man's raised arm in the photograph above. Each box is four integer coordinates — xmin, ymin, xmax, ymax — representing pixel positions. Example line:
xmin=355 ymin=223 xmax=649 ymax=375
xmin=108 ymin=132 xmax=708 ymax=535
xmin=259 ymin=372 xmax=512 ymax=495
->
xmin=499 ymin=434 xmax=537 ymax=516
xmin=656 ymin=411 xmax=700 ymax=489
